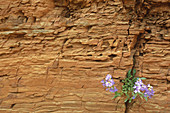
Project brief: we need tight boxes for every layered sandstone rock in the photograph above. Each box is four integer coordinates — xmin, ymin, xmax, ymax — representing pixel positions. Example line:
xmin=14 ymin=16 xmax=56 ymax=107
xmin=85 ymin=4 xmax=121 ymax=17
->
xmin=0 ymin=0 xmax=169 ymax=113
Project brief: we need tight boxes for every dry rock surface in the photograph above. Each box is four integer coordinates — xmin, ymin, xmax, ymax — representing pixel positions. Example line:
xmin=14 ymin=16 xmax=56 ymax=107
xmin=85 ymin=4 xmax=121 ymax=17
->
xmin=0 ymin=0 xmax=169 ymax=113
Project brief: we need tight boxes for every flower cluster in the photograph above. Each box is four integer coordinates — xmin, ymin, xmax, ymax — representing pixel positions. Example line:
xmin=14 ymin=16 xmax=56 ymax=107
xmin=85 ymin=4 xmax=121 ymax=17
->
xmin=133 ymin=78 xmax=155 ymax=99
xmin=101 ymin=70 xmax=155 ymax=103
xmin=101 ymin=74 xmax=118 ymax=93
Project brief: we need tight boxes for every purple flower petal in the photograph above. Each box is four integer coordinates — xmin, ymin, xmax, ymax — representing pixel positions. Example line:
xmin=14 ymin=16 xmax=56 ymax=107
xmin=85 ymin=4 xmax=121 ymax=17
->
xmin=113 ymin=86 xmax=118 ymax=92
xmin=101 ymin=80 xmax=105 ymax=83
xmin=109 ymin=88 xmax=114 ymax=93
xmin=109 ymin=86 xmax=118 ymax=93
xmin=148 ymin=96 xmax=152 ymax=99
xmin=132 ymin=96 xmax=135 ymax=99
xmin=151 ymin=89 xmax=155 ymax=95
xmin=109 ymin=79 xmax=115 ymax=85
xmin=134 ymin=88 xmax=140 ymax=93
xmin=105 ymin=82 xmax=113 ymax=87
xmin=105 ymin=74 xmax=112 ymax=80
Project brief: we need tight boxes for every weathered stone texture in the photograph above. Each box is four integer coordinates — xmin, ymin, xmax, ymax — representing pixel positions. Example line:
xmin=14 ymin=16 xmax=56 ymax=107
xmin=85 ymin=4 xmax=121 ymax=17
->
xmin=0 ymin=0 xmax=169 ymax=113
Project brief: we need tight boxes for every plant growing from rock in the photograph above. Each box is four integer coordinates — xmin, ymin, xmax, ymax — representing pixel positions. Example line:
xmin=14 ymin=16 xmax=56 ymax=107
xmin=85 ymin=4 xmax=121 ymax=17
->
xmin=101 ymin=69 xmax=154 ymax=103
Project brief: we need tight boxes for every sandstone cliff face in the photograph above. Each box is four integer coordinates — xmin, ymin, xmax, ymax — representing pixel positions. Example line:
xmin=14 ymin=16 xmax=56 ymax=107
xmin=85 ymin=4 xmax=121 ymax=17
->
xmin=0 ymin=0 xmax=169 ymax=113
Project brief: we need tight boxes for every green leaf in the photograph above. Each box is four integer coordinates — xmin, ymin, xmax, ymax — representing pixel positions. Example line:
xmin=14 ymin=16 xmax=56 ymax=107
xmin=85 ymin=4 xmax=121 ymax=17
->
xmin=123 ymin=90 xmax=127 ymax=93
xmin=129 ymin=97 xmax=132 ymax=103
xmin=112 ymin=94 xmax=119 ymax=99
xmin=144 ymin=96 xmax=148 ymax=101
xmin=132 ymin=69 xmax=136 ymax=77
xmin=133 ymin=78 xmax=138 ymax=83
xmin=128 ymin=87 xmax=131 ymax=91
xmin=127 ymin=69 xmax=132 ymax=78
xmin=139 ymin=95 xmax=143 ymax=99
xmin=140 ymin=77 xmax=146 ymax=80
xmin=124 ymin=98 xmax=129 ymax=102
xmin=127 ymin=69 xmax=136 ymax=78
xmin=112 ymin=96 xmax=117 ymax=99
xmin=112 ymin=94 xmax=118 ymax=99
xmin=139 ymin=93 xmax=144 ymax=99
xmin=139 ymin=92 xmax=144 ymax=96
xmin=124 ymin=84 xmax=127 ymax=88
xmin=112 ymin=92 xmax=121 ymax=99
xmin=125 ymin=92 xmax=129 ymax=98
xmin=133 ymin=93 xmax=137 ymax=99
xmin=120 ymin=92 xmax=123 ymax=96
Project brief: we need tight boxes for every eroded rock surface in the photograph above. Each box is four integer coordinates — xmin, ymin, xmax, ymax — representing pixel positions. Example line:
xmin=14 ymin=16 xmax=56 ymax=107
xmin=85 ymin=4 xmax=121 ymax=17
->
xmin=0 ymin=0 xmax=169 ymax=113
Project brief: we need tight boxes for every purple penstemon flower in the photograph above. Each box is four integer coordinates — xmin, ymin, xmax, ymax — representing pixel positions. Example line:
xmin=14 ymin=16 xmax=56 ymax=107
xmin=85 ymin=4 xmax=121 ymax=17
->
xmin=133 ymin=81 xmax=143 ymax=93
xmin=133 ymin=78 xmax=155 ymax=99
xmin=135 ymin=78 xmax=143 ymax=86
xmin=104 ymin=74 xmax=115 ymax=87
xmin=144 ymin=93 xmax=147 ymax=97
xmin=144 ymin=84 xmax=154 ymax=98
xmin=101 ymin=72 xmax=155 ymax=102
xmin=141 ymin=84 xmax=147 ymax=91
xmin=132 ymin=96 xmax=136 ymax=99
xmin=114 ymin=86 xmax=118 ymax=92
xmin=105 ymin=74 xmax=112 ymax=80
xmin=134 ymin=87 xmax=141 ymax=93
xmin=147 ymin=84 xmax=153 ymax=90
xmin=105 ymin=79 xmax=115 ymax=87
xmin=101 ymin=80 xmax=105 ymax=87
xmin=105 ymin=81 xmax=113 ymax=87
xmin=110 ymin=86 xmax=118 ymax=93
xmin=101 ymin=74 xmax=116 ymax=92
xmin=150 ymin=89 xmax=155 ymax=96
xmin=137 ymin=78 xmax=143 ymax=84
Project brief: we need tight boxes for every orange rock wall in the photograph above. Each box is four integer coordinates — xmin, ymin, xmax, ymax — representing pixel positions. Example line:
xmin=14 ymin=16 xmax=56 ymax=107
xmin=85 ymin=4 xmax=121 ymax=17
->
xmin=0 ymin=0 xmax=169 ymax=112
